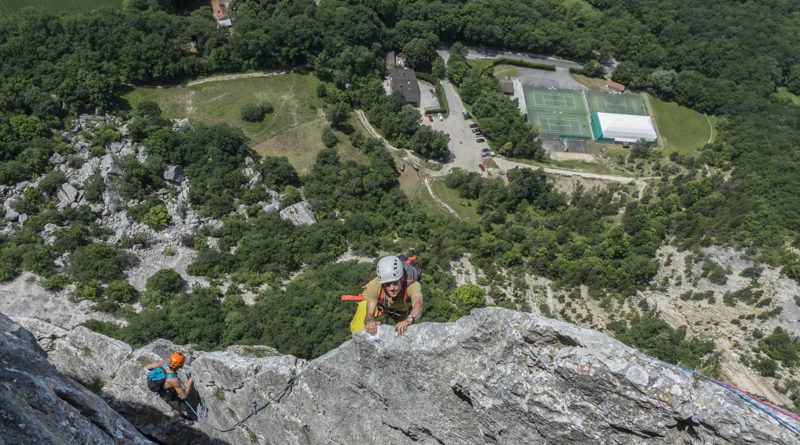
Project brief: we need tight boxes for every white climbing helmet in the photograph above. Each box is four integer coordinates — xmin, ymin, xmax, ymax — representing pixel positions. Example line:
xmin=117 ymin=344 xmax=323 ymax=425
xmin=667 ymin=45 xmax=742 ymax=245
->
xmin=377 ymin=256 xmax=404 ymax=283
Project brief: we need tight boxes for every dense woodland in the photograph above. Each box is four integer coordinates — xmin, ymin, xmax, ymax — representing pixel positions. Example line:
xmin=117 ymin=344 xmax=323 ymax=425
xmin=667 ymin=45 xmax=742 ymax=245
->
xmin=2 ymin=0 xmax=800 ymax=403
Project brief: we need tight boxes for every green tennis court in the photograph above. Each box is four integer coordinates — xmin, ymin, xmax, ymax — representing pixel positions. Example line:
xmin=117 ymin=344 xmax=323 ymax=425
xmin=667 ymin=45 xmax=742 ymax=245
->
xmin=586 ymin=92 xmax=648 ymax=115
xmin=530 ymin=110 xmax=592 ymax=139
xmin=523 ymin=87 xmax=591 ymax=138
xmin=524 ymin=88 xmax=584 ymax=113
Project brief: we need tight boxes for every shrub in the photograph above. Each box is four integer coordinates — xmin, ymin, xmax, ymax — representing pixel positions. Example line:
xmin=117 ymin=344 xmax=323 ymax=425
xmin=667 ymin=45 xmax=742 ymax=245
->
xmin=66 ymin=243 xmax=138 ymax=282
xmin=259 ymin=100 xmax=274 ymax=114
xmin=83 ymin=172 xmax=105 ymax=203
xmin=141 ymin=204 xmax=172 ymax=230
xmin=321 ymin=126 xmax=338 ymax=148
xmin=146 ymin=268 xmax=183 ymax=296
xmin=241 ymin=103 xmax=266 ymax=122
xmin=38 ymin=171 xmax=67 ymax=195
xmin=280 ymin=185 xmax=302 ymax=208
xmin=41 ymin=274 xmax=71 ymax=291
xmin=105 ymin=280 xmax=139 ymax=303
xmin=74 ymin=279 xmax=103 ymax=301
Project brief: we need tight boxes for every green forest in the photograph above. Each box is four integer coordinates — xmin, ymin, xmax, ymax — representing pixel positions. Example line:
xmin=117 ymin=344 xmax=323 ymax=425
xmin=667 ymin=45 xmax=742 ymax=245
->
xmin=2 ymin=0 xmax=800 ymax=406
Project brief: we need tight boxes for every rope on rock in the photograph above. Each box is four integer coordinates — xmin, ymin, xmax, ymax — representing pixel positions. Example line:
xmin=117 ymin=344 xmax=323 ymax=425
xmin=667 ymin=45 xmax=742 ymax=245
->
xmin=671 ymin=364 xmax=800 ymax=436
xmin=183 ymin=370 xmax=303 ymax=433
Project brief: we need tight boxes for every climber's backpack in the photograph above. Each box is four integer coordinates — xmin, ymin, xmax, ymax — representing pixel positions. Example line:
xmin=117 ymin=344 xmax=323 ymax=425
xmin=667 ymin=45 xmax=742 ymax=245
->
xmin=396 ymin=255 xmax=422 ymax=287
xmin=146 ymin=365 xmax=168 ymax=393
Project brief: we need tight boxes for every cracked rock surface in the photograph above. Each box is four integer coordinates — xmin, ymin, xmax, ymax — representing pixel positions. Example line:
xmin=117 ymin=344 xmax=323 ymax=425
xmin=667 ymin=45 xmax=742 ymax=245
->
xmin=13 ymin=307 xmax=800 ymax=444
xmin=0 ymin=314 xmax=151 ymax=445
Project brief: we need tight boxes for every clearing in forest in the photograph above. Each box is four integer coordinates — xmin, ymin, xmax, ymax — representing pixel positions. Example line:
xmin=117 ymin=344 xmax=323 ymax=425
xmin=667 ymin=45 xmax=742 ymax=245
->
xmin=120 ymin=73 xmax=366 ymax=173
xmin=649 ymin=95 xmax=715 ymax=155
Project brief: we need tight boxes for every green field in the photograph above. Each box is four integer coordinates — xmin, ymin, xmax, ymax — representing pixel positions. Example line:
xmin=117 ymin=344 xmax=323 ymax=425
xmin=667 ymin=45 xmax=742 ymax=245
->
xmin=0 ymin=0 xmax=122 ymax=14
xmin=121 ymin=73 xmax=367 ymax=173
xmin=649 ymin=95 xmax=714 ymax=155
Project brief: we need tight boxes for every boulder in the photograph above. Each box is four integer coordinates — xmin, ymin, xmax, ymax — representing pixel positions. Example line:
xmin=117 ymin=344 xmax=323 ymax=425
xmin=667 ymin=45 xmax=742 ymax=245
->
xmin=57 ymin=183 xmax=80 ymax=207
xmin=279 ymin=201 xmax=317 ymax=226
xmin=163 ymin=166 xmax=184 ymax=184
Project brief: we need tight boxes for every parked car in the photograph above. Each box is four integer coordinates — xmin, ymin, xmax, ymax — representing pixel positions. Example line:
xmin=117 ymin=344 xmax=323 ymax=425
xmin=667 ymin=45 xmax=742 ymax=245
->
xmin=481 ymin=152 xmax=489 ymax=157
xmin=472 ymin=128 xmax=481 ymax=133
xmin=468 ymin=123 xmax=478 ymax=128
xmin=474 ymin=132 xmax=483 ymax=137
xmin=478 ymin=164 xmax=485 ymax=172
xmin=462 ymin=111 xmax=471 ymax=119
xmin=476 ymin=138 xmax=485 ymax=143
xmin=438 ymin=112 xmax=443 ymax=121
xmin=489 ymin=151 xmax=496 ymax=156
xmin=427 ymin=114 xmax=433 ymax=121
xmin=481 ymin=147 xmax=489 ymax=152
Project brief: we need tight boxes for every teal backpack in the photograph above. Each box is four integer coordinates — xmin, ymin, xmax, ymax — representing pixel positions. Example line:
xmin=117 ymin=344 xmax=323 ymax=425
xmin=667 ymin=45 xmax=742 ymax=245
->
xmin=146 ymin=364 xmax=173 ymax=393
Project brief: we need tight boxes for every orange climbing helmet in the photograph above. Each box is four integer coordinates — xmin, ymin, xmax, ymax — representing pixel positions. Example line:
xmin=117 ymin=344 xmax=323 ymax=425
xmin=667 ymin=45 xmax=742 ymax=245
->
xmin=168 ymin=352 xmax=185 ymax=369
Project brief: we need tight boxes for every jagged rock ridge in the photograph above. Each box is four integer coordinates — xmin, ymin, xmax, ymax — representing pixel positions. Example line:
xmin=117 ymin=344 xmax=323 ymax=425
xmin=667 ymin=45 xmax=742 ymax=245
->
xmin=12 ymin=308 xmax=800 ymax=444
xmin=0 ymin=314 xmax=150 ymax=445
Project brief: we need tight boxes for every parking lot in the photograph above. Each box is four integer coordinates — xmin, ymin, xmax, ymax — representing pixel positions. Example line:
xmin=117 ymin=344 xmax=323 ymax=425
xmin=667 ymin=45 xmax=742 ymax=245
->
xmin=420 ymin=80 xmax=489 ymax=175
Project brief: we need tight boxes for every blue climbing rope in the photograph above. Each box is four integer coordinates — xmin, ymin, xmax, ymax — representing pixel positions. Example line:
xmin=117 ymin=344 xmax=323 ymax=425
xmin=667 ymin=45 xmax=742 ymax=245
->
xmin=183 ymin=372 xmax=302 ymax=433
xmin=671 ymin=364 xmax=800 ymax=436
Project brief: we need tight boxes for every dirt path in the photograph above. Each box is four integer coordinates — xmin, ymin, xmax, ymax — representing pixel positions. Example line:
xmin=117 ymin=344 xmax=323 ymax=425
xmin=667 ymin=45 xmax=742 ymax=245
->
xmin=124 ymin=71 xmax=289 ymax=89
xmin=704 ymin=113 xmax=713 ymax=144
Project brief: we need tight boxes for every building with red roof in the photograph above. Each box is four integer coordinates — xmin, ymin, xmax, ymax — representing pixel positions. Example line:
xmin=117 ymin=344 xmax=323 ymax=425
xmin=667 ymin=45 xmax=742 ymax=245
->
xmin=211 ymin=1 xmax=232 ymax=27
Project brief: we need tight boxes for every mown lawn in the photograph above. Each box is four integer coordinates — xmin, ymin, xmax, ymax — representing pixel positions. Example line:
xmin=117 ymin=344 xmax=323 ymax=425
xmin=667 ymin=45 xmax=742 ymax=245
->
xmin=649 ymin=95 xmax=714 ymax=156
xmin=0 ymin=0 xmax=122 ymax=14
xmin=121 ymin=73 xmax=367 ymax=173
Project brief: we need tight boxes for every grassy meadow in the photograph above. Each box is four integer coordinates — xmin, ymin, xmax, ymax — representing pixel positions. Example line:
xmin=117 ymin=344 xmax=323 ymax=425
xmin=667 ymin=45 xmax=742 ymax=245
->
xmin=649 ymin=95 xmax=714 ymax=156
xmin=121 ymin=73 xmax=368 ymax=174
xmin=0 ymin=0 xmax=122 ymax=14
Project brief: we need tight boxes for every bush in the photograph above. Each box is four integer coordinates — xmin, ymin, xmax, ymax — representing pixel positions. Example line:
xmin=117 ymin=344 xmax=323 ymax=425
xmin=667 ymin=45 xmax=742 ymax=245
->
xmin=259 ymin=100 xmax=274 ymax=114
xmin=280 ymin=185 xmax=302 ymax=208
xmin=105 ymin=280 xmax=139 ymax=303
xmin=38 ymin=171 xmax=67 ymax=195
xmin=321 ymin=126 xmax=338 ymax=148
xmin=41 ymin=274 xmax=71 ymax=291
xmin=241 ymin=103 xmax=266 ymax=122
xmin=83 ymin=172 xmax=105 ymax=203
xmin=66 ymin=243 xmax=139 ymax=282
xmin=146 ymin=268 xmax=183 ymax=296
xmin=141 ymin=204 xmax=172 ymax=230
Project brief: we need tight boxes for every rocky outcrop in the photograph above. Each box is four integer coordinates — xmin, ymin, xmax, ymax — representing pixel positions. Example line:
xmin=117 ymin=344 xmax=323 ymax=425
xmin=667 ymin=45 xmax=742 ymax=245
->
xmin=279 ymin=200 xmax=317 ymax=226
xmin=0 ymin=314 xmax=151 ymax=445
xmin=14 ymin=308 xmax=800 ymax=445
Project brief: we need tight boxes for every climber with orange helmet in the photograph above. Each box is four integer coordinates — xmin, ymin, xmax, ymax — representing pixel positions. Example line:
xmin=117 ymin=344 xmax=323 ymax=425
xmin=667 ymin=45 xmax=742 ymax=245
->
xmin=145 ymin=352 xmax=194 ymax=424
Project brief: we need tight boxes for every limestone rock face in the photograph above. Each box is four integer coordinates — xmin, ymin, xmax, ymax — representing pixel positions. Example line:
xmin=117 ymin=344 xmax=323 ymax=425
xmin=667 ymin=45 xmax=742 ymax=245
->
xmin=15 ymin=308 xmax=800 ymax=445
xmin=279 ymin=200 xmax=317 ymax=226
xmin=0 ymin=314 xmax=151 ymax=445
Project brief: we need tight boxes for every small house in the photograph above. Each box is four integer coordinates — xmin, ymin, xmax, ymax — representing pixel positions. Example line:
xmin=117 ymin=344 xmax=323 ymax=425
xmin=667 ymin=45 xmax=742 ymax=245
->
xmin=388 ymin=68 xmax=421 ymax=106
xmin=607 ymin=80 xmax=626 ymax=92
xmin=499 ymin=76 xmax=514 ymax=95
xmin=212 ymin=1 xmax=232 ymax=27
